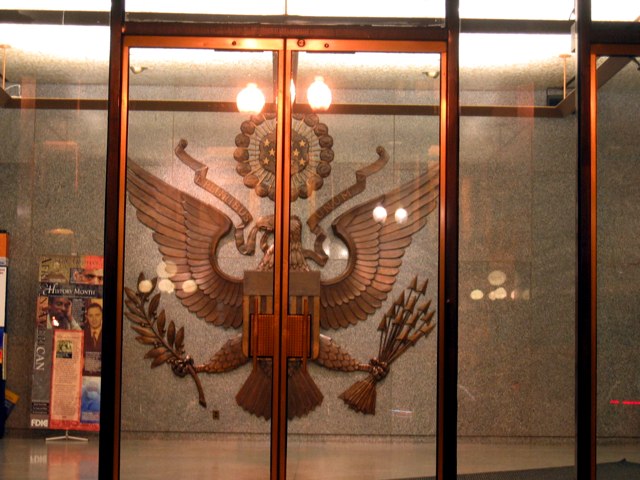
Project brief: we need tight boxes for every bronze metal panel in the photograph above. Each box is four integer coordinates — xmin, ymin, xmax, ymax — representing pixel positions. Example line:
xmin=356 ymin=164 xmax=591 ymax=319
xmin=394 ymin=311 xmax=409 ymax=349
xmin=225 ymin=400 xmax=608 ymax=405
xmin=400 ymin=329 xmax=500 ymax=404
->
xmin=244 ymin=271 xmax=274 ymax=296
xmin=289 ymin=271 xmax=321 ymax=296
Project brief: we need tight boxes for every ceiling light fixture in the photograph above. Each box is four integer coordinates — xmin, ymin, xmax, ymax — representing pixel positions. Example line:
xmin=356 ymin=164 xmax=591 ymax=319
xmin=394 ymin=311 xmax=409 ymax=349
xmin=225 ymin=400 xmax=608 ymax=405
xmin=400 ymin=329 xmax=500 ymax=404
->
xmin=307 ymin=76 xmax=332 ymax=111
xmin=236 ymin=82 xmax=265 ymax=114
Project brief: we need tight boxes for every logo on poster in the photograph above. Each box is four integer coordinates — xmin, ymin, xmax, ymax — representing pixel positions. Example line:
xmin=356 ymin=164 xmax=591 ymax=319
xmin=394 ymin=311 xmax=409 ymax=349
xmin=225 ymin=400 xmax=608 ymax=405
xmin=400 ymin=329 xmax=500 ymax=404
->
xmin=30 ymin=418 xmax=48 ymax=427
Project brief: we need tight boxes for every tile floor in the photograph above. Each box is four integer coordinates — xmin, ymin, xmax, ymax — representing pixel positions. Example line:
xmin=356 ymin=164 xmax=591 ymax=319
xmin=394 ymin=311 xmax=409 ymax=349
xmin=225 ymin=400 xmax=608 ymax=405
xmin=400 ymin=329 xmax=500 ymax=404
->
xmin=0 ymin=435 xmax=638 ymax=479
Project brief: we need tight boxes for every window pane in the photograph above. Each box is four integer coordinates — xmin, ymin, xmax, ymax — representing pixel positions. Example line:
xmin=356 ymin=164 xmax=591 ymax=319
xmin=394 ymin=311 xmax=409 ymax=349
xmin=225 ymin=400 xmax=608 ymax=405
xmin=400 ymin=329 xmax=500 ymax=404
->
xmin=596 ymin=56 xmax=640 ymax=469
xmin=592 ymin=3 xmax=640 ymax=21
xmin=460 ymin=34 xmax=574 ymax=107
xmin=121 ymin=45 xmax=278 ymax=479
xmin=458 ymin=32 xmax=576 ymax=475
xmin=460 ymin=0 xmax=574 ymax=20
xmin=287 ymin=0 xmax=444 ymax=18
xmin=1 ymin=1 xmax=109 ymax=11
xmin=126 ymin=0 xmax=285 ymax=15
xmin=125 ymin=0 xmax=444 ymax=18
xmin=0 ymin=20 xmax=108 ymax=480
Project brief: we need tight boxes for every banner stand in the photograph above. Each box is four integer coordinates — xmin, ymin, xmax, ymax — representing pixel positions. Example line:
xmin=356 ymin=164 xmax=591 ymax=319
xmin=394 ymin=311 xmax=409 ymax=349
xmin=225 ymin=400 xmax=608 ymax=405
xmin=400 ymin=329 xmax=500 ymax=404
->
xmin=45 ymin=429 xmax=88 ymax=443
xmin=0 ymin=231 xmax=9 ymax=439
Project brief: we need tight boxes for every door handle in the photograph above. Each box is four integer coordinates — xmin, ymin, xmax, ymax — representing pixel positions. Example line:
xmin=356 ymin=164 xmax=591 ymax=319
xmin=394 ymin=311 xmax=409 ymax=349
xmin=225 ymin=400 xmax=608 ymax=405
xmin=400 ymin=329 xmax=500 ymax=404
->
xmin=242 ymin=271 xmax=320 ymax=361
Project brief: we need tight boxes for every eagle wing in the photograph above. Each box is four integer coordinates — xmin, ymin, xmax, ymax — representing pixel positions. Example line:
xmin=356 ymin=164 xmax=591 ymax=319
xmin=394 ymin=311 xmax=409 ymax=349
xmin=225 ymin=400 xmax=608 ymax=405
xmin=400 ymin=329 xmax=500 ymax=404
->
xmin=127 ymin=161 xmax=243 ymax=329
xmin=319 ymin=166 xmax=439 ymax=330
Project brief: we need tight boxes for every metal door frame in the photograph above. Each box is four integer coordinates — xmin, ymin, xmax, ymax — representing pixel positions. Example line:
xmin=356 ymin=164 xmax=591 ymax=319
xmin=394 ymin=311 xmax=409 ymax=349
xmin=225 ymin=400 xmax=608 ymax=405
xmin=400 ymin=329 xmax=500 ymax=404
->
xmin=102 ymin=21 xmax=453 ymax=479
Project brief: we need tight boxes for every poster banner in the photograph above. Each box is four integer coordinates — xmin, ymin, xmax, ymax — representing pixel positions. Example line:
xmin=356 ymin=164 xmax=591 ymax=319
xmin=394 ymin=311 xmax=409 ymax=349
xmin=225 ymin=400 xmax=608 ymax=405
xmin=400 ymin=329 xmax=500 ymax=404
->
xmin=49 ymin=330 xmax=84 ymax=430
xmin=30 ymin=255 xmax=102 ymax=431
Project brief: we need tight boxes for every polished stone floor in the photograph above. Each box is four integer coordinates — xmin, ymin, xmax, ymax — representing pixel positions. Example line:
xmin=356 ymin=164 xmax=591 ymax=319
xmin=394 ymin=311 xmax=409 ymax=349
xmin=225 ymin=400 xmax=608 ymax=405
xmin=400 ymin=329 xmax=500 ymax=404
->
xmin=0 ymin=435 xmax=639 ymax=479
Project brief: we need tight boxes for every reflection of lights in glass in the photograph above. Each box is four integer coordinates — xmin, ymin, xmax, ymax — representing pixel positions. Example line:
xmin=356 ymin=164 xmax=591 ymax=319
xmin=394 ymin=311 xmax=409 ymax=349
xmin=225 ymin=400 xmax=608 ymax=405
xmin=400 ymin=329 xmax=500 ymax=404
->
xmin=236 ymin=82 xmax=265 ymax=114
xmin=46 ymin=228 xmax=75 ymax=236
xmin=372 ymin=206 xmax=387 ymax=222
xmin=158 ymin=278 xmax=175 ymax=294
xmin=182 ymin=279 xmax=198 ymax=294
xmin=337 ymin=246 xmax=349 ymax=260
xmin=138 ymin=279 xmax=153 ymax=293
xmin=470 ymin=289 xmax=484 ymax=300
xmin=156 ymin=260 xmax=177 ymax=278
xmin=130 ymin=65 xmax=147 ymax=74
xmin=290 ymin=79 xmax=296 ymax=104
xmin=322 ymin=238 xmax=331 ymax=256
xmin=394 ymin=208 xmax=408 ymax=224
xmin=493 ymin=287 xmax=507 ymax=300
xmin=487 ymin=270 xmax=506 ymax=286
xmin=156 ymin=261 xmax=168 ymax=278
xmin=307 ymin=76 xmax=332 ymax=111
xmin=522 ymin=289 xmax=531 ymax=300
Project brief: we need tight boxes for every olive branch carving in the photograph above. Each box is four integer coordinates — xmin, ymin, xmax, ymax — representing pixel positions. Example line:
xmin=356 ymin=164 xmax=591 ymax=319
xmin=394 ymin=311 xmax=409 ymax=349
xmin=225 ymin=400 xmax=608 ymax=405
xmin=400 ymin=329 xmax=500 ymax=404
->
xmin=124 ymin=272 xmax=207 ymax=407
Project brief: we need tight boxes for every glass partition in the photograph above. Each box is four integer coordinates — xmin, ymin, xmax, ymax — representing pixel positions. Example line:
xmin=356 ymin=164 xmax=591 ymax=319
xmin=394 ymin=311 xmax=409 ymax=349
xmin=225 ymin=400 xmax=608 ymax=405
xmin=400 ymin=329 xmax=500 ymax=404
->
xmin=459 ymin=33 xmax=574 ymax=108
xmin=596 ymin=55 xmax=640 ymax=471
xmin=459 ymin=0 xmax=574 ymax=20
xmin=0 ymin=18 xmax=108 ymax=480
xmin=458 ymin=31 xmax=576 ymax=475
xmin=125 ymin=0 xmax=444 ymax=19
xmin=592 ymin=3 xmax=640 ymax=21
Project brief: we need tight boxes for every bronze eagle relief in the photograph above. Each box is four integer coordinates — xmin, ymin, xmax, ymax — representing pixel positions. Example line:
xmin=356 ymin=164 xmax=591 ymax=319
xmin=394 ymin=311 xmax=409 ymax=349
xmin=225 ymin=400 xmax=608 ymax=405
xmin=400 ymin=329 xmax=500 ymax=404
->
xmin=124 ymin=113 xmax=439 ymax=420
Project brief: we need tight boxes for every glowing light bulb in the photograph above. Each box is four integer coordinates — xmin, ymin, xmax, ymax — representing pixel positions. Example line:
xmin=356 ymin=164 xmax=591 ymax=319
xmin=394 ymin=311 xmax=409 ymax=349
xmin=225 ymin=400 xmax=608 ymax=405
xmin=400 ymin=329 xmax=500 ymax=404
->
xmin=307 ymin=76 xmax=332 ymax=111
xmin=395 ymin=207 xmax=408 ymax=224
xmin=373 ymin=206 xmax=387 ymax=222
xmin=236 ymin=82 xmax=265 ymax=114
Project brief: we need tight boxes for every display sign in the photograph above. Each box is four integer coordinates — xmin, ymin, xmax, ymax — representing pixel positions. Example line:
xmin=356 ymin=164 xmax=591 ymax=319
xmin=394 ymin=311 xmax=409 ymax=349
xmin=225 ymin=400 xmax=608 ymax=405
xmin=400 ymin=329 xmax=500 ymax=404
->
xmin=30 ymin=255 xmax=102 ymax=431
xmin=0 ymin=231 xmax=8 ymax=439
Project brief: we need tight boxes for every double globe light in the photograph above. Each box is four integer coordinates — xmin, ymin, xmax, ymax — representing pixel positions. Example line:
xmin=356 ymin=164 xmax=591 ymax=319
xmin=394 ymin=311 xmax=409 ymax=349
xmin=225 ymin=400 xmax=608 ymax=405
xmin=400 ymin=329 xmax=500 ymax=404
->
xmin=236 ymin=76 xmax=331 ymax=114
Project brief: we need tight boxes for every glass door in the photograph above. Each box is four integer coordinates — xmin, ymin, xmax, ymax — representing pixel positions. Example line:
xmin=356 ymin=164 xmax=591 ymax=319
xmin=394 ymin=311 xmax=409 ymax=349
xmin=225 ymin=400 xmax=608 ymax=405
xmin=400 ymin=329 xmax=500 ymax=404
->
xmin=116 ymin=35 xmax=444 ymax=479
xmin=118 ymin=36 xmax=284 ymax=479
xmin=284 ymin=39 xmax=443 ymax=479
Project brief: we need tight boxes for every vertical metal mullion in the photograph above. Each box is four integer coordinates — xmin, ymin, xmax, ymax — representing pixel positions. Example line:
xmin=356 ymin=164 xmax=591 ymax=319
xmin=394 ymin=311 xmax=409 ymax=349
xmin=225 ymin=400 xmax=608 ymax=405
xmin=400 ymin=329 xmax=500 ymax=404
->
xmin=575 ymin=0 xmax=597 ymax=478
xmin=101 ymin=0 xmax=125 ymax=478
xmin=271 ymin=42 xmax=291 ymax=480
xmin=437 ymin=0 xmax=460 ymax=478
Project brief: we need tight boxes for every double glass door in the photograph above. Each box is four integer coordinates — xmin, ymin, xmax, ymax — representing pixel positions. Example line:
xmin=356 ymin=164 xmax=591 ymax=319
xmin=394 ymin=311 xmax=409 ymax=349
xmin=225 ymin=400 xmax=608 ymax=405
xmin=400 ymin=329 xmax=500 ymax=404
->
xmin=118 ymin=36 xmax=444 ymax=479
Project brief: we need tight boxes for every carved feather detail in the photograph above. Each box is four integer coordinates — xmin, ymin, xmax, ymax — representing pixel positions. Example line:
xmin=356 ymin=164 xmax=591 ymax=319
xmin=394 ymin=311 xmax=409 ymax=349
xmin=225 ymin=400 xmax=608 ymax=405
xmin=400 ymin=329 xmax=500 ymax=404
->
xmin=315 ymin=334 xmax=364 ymax=372
xmin=127 ymin=161 xmax=244 ymax=329
xmin=235 ymin=360 xmax=324 ymax=420
xmin=320 ymin=166 xmax=439 ymax=330
xmin=195 ymin=334 xmax=249 ymax=373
